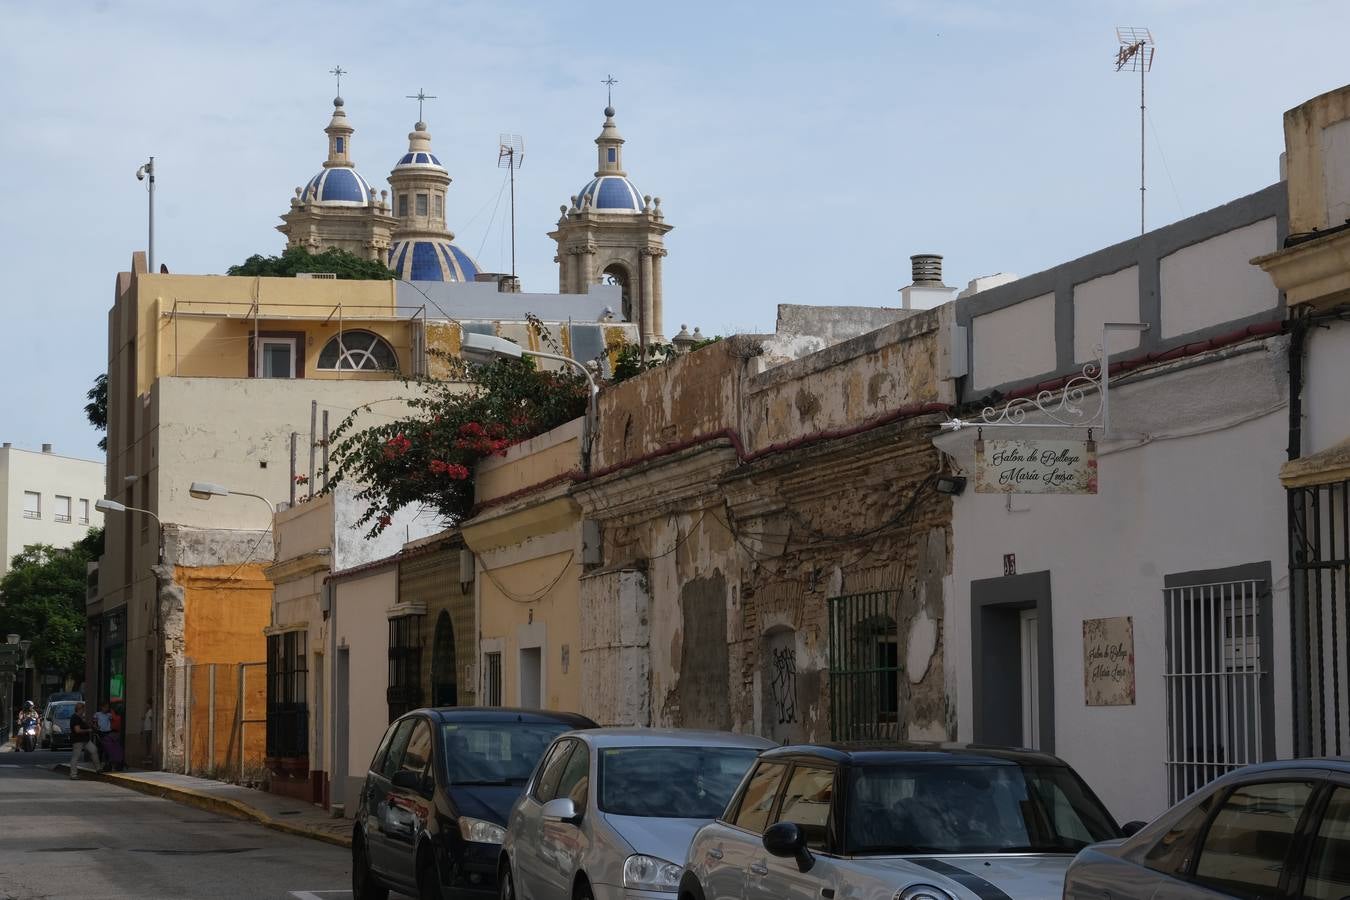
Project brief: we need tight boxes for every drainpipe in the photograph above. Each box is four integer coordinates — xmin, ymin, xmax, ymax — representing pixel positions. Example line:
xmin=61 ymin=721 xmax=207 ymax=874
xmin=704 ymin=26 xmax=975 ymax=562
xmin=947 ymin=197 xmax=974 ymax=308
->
xmin=1287 ymin=312 xmax=1307 ymax=463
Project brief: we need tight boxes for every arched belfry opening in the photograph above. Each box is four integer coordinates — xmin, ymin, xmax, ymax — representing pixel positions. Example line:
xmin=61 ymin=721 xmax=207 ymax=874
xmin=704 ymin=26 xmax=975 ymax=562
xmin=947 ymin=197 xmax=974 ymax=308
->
xmin=602 ymin=263 xmax=634 ymax=323
xmin=430 ymin=610 xmax=457 ymax=707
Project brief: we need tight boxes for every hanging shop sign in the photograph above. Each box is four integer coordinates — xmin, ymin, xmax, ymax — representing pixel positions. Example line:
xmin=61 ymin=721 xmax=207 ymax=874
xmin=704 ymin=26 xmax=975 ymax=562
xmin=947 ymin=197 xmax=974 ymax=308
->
xmin=975 ymin=438 xmax=1098 ymax=495
xmin=1083 ymin=616 xmax=1135 ymax=706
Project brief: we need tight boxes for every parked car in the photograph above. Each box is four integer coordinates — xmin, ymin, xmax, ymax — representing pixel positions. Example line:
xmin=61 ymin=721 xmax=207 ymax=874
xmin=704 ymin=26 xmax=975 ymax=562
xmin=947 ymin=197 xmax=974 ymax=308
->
xmin=40 ymin=700 xmax=79 ymax=750
xmin=1064 ymin=758 xmax=1350 ymax=899
xmin=680 ymin=743 xmax=1125 ymax=900
xmin=352 ymin=707 xmax=598 ymax=900
xmin=498 ymin=727 xmax=774 ymax=899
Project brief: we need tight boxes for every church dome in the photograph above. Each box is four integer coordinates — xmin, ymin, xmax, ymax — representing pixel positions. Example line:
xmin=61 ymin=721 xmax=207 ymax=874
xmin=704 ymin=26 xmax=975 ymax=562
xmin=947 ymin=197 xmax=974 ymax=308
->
xmin=389 ymin=238 xmax=480 ymax=282
xmin=576 ymin=175 xmax=644 ymax=212
xmin=301 ymin=167 xmax=374 ymax=206
xmin=393 ymin=150 xmax=444 ymax=169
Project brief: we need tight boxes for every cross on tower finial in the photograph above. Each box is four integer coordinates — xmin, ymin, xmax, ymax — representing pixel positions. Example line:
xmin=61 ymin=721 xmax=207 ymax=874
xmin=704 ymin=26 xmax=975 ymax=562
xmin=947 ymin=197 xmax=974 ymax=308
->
xmin=405 ymin=88 xmax=437 ymax=123
xmin=330 ymin=65 xmax=347 ymax=96
xmin=603 ymin=74 xmax=618 ymax=108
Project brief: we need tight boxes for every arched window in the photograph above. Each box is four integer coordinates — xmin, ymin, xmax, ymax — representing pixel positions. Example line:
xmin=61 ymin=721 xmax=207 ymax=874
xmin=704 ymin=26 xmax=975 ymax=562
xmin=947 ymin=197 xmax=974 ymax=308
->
xmin=430 ymin=610 xmax=457 ymax=707
xmin=317 ymin=330 xmax=398 ymax=372
xmin=602 ymin=264 xmax=633 ymax=323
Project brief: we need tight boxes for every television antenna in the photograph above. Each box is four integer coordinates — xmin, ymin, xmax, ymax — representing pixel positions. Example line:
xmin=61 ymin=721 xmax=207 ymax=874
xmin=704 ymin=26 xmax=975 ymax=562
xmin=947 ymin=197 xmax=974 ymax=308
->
xmin=497 ymin=134 xmax=525 ymax=278
xmin=1114 ymin=27 xmax=1155 ymax=235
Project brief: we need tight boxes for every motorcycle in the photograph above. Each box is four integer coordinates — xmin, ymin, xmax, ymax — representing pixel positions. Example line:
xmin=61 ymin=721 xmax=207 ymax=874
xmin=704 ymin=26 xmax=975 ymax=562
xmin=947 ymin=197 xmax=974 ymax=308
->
xmin=17 ymin=716 xmax=39 ymax=752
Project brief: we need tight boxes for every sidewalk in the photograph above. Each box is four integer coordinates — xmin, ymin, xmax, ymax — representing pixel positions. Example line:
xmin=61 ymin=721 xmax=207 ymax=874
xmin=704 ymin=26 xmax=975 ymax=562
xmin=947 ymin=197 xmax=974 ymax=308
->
xmin=52 ymin=763 xmax=352 ymax=849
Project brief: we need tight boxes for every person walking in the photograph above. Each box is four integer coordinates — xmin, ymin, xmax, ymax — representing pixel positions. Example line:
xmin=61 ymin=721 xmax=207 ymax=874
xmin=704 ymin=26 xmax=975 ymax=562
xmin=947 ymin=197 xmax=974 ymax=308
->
xmin=68 ymin=702 xmax=99 ymax=779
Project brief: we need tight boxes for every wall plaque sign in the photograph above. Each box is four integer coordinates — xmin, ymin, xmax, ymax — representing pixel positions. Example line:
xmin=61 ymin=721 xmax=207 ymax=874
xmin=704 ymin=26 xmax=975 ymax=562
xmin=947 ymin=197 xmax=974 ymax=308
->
xmin=1083 ymin=616 xmax=1135 ymax=706
xmin=975 ymin=439 xmax=1098 ymax=494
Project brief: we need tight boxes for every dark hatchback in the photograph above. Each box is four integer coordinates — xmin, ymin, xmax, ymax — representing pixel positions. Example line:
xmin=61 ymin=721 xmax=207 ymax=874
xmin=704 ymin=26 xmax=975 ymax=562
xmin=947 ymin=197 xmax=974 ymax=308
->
xmin=353 ymin=707 xmax=597 ymax=900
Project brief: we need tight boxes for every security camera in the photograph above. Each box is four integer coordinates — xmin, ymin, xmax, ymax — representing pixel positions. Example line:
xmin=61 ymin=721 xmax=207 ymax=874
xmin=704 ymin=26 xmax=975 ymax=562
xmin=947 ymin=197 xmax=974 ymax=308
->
xmin=136 ymin=166 xmax=146 ymax=182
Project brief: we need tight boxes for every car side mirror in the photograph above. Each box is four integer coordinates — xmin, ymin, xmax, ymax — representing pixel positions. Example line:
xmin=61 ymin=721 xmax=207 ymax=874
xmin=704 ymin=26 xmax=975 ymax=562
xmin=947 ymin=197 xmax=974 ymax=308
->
xmin=763 ymin=821 xmax=815 ymax=873
xmin=391 ymin=770 xmax=429 ymax=795
xmin=1121 ymin=820 xmax=1147 ymax=837
xmin=542 ymin=797 xmax=581 ymax=826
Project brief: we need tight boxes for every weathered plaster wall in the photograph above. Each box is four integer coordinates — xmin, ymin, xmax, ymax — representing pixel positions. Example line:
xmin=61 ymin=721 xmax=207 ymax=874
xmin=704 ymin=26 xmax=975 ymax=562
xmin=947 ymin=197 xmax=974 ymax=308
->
xmin=332 ymin=566 xmax=398 ymax=814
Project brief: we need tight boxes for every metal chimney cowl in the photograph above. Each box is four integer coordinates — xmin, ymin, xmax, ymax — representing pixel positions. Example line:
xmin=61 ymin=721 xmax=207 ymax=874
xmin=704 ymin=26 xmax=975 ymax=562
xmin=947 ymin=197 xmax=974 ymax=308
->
xmin=41 ymin=443 xmax=53 ymax=453
xmin=900 ymin=253 xmax=956 ymax=311
xmin=910 ymin=254 xmax=944 ymax=284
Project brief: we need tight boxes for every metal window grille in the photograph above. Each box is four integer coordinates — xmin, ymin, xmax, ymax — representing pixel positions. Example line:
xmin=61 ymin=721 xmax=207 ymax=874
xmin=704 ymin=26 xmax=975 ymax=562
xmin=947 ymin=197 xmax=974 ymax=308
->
xmin=1163 ymin=579 xmax=1267 ymax=804
xmin=1289 ymin=479 xmax=1350 ymax=757
xmin=828 ymin=590 xmax=901 ymax=741
xmin=387 ymin=614 xmax=424 ymax=721
xmin=265 ymin=631 xmax=308 ymax=758
xmin=483 ymin=652 xmax=502 ymax=706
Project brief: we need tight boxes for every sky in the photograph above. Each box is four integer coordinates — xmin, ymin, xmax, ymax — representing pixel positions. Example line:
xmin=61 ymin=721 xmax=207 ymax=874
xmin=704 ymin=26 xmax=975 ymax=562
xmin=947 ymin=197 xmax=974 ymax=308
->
xmin=1 ymin=0 xmax=1346 ymax=460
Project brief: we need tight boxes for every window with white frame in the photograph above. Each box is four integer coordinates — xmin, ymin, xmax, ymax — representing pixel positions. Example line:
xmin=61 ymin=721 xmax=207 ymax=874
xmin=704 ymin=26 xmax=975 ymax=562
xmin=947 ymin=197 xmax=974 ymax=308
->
xmin=22 ymin=491 xmax=40 ymax=519
xmin=256 ymin=337 xmax=297 ymax=379
xmin=317 ymin=331 xmax=397 ymax=372
xmin=54 ymin=495 xmax=72 ymax=523
xmin=79 ymin=499 xmax=90 ymax=525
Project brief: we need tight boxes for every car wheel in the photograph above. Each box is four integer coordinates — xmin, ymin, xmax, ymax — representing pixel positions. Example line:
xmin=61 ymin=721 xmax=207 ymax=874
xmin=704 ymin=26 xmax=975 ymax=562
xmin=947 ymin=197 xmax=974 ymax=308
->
xmin=499 ymin=865 xmax=516 ymax=900
xmin=417 ymin=849 xmax=442 ymax=900
xmin=352 ymin=833 xmax=388 ymax=900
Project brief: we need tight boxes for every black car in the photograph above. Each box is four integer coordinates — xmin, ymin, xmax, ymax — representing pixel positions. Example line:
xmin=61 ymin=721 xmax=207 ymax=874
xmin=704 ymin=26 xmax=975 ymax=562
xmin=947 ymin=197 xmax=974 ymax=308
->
xmin=353 ymin=707 xmax=597 ymax=900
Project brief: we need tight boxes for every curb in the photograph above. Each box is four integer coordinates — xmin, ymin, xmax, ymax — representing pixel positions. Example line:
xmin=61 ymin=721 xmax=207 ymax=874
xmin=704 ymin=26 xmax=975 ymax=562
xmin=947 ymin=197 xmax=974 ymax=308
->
xmin=53 ymin=764 xmax=352 ymax=849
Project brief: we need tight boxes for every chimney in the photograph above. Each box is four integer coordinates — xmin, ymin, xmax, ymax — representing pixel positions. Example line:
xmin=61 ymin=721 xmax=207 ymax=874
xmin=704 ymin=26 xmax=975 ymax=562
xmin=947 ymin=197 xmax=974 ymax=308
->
xmin=41 ymin=443 xmax=53 ymax=453
xmin=2 ymin=442 xmax=10 ymax=449
xmin=900 ymin=253 xmax=957 ymax=311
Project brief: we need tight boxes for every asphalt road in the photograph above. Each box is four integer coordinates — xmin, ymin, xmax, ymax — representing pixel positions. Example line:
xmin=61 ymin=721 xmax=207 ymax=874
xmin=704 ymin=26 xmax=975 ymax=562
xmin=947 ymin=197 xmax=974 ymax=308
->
xmin=0 ymin=748 xmax=395 ymax=900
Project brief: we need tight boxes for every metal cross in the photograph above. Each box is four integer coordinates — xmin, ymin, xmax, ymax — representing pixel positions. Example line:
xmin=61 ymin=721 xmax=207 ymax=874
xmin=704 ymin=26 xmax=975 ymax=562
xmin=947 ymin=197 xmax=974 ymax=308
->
xmin=406 ymin=88 xmax=437 ymax=122
xmin=330 ymin=65 xmax=347 ymax=96
xmin=603 ymin=74 xmax=618 ymax=107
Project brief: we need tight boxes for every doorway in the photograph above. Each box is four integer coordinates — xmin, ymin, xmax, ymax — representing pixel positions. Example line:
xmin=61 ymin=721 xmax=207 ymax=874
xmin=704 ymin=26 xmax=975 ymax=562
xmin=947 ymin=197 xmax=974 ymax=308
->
xmin=972 ymin=571 xmax=1054 ymax=752
xmin=430 ymin=611 xmax=457 ymax=707
xmin=1019 ymin=609 xmax=1040 ymax=749
xmin=519 ymin=647 xmax=542 ymax=709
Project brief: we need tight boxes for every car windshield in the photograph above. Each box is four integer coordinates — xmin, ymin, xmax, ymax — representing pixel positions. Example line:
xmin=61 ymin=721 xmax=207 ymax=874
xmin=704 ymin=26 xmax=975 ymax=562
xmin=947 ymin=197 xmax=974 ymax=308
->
xmin=599 ymin=746 xmax=761 ymax=818
xmin=50 ymin=703 xmax=77 ymax=721
xmin=845 ymin=763 xmax=1119 ymax=855
xmin=439 ymin=722 xmax=573 ymax=786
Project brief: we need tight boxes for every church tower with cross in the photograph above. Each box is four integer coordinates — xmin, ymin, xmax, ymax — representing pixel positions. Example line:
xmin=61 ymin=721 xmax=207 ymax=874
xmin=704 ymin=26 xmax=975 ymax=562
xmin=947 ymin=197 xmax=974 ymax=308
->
xmin=277 ymin=68 xmax=397 ymax=261
xmin=549 ymin=79 xmax=672 ymax=345
xmin=384 ymin=90 xmax=482 ymax=282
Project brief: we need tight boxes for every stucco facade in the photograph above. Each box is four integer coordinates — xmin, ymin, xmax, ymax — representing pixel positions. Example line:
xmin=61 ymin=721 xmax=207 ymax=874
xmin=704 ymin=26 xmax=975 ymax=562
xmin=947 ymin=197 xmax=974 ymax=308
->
xmin=0 ymin=444 xmax=104 ymax=576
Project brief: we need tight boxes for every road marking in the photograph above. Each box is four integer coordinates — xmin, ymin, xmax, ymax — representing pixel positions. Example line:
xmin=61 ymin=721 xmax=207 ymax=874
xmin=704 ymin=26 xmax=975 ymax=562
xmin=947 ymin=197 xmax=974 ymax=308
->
xmin=289 ymin=892 xmax=352 ymax=899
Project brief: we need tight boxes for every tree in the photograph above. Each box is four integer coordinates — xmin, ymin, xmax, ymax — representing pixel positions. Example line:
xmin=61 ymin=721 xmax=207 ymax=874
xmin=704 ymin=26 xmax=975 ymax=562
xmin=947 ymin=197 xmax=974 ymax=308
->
xmin=86 ymin=373 xmax=108 ymax=452
xmin=0 ymin=529 xmax=103 ymax=683
xmin=327 ymin=355 xmax=589 ymax=535
xmin=227 ymin=247 xmax=396 ymax=280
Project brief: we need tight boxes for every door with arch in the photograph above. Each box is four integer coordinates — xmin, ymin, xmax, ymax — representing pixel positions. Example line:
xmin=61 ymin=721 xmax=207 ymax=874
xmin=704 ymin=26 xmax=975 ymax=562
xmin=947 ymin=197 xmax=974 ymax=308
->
xmin=430 ymin=611 xmax=458 ymax=708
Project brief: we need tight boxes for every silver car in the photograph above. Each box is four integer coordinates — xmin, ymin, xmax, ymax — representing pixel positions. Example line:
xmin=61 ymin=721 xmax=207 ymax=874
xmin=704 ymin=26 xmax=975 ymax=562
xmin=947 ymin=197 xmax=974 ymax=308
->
xmin=498 ymin=728 xmax=774 ymax=900
xmin=1064 ymin=758 xmax=1350 ymax=899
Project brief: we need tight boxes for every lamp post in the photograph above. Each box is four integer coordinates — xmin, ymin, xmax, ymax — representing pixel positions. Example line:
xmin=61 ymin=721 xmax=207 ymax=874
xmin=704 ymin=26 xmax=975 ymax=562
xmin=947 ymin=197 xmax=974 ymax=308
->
xmin=188 ymin=482 xmax=276 ymax=517
xmin=458 ymin=332 xmax=600 ymax=470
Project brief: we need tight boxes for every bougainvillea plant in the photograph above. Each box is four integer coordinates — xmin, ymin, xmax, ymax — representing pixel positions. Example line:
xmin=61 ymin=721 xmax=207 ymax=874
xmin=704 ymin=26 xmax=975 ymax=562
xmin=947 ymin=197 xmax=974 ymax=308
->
xmin=325 ymin=352 xmax=589 ymax=536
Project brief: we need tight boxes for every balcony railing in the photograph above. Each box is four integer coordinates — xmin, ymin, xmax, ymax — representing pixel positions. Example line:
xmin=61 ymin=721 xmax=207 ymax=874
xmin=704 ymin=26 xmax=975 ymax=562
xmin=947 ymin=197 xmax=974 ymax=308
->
xmin=22 ymin=510 xmax=40 ymax=520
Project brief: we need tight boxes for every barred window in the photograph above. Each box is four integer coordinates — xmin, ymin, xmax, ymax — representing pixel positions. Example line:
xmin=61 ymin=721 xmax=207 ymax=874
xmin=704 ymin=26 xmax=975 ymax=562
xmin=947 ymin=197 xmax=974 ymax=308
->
xmin=266 ymin=631 xmax=308 ymax=758
xmin=388 ymin=614 xmax=425 ymax=721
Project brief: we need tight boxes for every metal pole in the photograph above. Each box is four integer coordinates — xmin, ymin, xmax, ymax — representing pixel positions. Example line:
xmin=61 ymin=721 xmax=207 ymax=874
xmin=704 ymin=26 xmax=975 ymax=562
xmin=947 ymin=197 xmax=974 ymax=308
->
xmin=308 ymin=401 xmax=318 ymax=500
xmin=184 ymin=664 xmax=192 ymax=774
xmin=208 ymin=664 xmax=216 ymax=772
xmin=237 ymin=664 xmax=245 ymax=785
xmin=289 ymin=432 xmax=298 ymax=506
xmin=321 ymin=411 xmax=330 ymax=492
xmin=148 ymin=157 xmax=156 ymax=273
xmin=509 ymin=153 xmax=517 ymax=278
xmin=1140 ymin=65 xmax=1146 ymax=236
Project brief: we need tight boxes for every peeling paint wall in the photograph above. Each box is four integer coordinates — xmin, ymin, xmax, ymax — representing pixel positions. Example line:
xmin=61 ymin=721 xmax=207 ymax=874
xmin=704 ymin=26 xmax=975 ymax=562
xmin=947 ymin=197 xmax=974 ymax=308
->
xmin=579 ymin=567 xmax=650 ymax=726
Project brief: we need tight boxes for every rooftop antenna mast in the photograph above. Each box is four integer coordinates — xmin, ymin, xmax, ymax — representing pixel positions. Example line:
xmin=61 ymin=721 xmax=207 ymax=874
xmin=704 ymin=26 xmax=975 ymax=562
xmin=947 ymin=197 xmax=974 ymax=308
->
xmin=1114 ymin=27 xmax=1155 ymax=236
xmin=497 ymin=134 xmax=525 ymax=278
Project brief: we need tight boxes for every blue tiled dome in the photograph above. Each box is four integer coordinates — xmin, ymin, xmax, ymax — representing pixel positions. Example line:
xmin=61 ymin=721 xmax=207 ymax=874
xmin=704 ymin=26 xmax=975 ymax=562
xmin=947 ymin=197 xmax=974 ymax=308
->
xmin=394 ymin=151 xmax=444 ymax=169
xmin=389 ymin=239 xmax=481 ymax=282
xmin=577 ymin=175 xmax=644 ymax=212
xmin=301 ymin=167 xmax=374 ymax=206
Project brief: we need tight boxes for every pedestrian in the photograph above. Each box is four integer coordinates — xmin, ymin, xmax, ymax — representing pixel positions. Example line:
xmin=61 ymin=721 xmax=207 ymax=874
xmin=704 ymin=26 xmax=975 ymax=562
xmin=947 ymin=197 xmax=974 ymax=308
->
xmin=68 ymin=702 xmax=99 ymax=779
xmin=141 ymin=703 xmax=154 ymax=764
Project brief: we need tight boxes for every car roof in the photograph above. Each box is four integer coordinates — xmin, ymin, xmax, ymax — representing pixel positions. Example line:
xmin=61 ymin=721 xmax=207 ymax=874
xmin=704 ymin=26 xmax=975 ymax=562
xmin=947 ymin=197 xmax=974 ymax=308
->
xmin=759 ymin=741 xmax=1068 ymax=767
xmin=1209 ymin=757 xmax=1350 ymax=779
xmin=569 ymin=727 xmax=777 ymax=750
xmin=414 ymin=707 xmax=599 ymax=728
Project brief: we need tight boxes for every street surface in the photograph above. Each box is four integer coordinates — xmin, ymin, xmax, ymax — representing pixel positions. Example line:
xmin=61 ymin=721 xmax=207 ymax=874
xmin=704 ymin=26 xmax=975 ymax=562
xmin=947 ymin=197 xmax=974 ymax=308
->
xmin=0 ymin=749 xmax=394 ymax=899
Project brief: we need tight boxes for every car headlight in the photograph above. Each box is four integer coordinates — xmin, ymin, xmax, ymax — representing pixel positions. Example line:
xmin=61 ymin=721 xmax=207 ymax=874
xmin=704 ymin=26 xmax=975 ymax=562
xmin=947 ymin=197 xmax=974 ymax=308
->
xmin=623 ymin=854 xmax=683 ymax=891
xmin=457 ymin=817 xmax=506 ymax=844
xmin=896 ymin=886 xmax=957 ymax=900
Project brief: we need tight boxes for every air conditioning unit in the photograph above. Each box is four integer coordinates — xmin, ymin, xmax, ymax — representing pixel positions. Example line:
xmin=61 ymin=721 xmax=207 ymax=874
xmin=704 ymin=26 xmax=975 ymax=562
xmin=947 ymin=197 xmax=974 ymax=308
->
xmin=298 ymin=272 xmax=338 ymax=279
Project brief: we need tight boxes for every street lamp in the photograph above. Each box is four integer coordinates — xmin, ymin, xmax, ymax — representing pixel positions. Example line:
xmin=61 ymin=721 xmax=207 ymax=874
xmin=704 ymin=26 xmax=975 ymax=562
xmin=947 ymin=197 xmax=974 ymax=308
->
xmin=188 ymin=482 xmax=276 ymax=514
xmin=96 ymin=498 xmax=163 ymax=564
xmin=458 ymin=332 xmax=600 ymax=469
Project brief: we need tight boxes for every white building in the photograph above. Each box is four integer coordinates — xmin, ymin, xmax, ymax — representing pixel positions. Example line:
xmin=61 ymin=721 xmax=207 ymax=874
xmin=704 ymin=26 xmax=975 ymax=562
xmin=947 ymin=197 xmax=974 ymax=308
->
xmin=0 ymin=442 xmax=105 ymax=573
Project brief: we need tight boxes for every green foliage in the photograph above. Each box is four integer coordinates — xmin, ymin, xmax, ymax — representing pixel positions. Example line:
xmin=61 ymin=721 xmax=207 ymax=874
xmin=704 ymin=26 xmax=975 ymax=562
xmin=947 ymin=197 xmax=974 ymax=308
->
xmin=327 ymin=353 xmax=589 ymax=535
xmin=0 ymin=528 xmax=103 ymax=681
xmin=85 ymin=373 xmax=108 ymax=452
xmin=611 ymin=335 xmax=724 ymax=384
xmin=227 ymin=247 xmax=396 ymax=280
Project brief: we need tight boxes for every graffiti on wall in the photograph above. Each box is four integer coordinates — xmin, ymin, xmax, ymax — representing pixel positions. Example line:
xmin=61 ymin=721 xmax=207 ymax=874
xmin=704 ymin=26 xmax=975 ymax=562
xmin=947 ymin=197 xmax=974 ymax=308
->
xmin=769 ymin=645 xmax=798 ymax=725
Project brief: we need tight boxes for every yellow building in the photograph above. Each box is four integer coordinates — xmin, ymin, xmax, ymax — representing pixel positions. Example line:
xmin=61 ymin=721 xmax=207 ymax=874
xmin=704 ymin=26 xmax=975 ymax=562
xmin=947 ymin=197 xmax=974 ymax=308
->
xmin=461 ymin=419 xmax=587 ymax=713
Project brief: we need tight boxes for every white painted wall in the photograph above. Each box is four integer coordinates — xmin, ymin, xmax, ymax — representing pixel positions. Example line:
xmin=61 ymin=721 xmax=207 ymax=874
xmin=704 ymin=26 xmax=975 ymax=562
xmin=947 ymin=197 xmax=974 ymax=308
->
xmin=939 ymin=342 xmax=1291 ymax=824
xmin=972 ymin=292 xmax=1056 ymax=389
xmin=1306 ymin=322 xmax=1350 ymax=456
xmin=1160 ymin=219 xmax=1279 ymax=338
xmin=1073 ymin=267 xmax=1141 ymax=363
xmin=332 ymin=566 xmax=398 ymax=814
xmin=0 ymin=445 xmax=105 ymax=574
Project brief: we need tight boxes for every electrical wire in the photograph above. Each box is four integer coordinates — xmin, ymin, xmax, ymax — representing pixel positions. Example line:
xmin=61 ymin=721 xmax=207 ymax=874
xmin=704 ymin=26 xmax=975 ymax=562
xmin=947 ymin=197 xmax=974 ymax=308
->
xmin=475 ymin=549 xmax=575 ymax=605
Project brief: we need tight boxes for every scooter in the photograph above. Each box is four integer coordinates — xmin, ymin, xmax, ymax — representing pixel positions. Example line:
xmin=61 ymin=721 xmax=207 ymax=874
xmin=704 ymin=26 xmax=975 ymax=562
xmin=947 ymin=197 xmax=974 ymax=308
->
xmin=17 ymin=717 xmax=39 ymax=752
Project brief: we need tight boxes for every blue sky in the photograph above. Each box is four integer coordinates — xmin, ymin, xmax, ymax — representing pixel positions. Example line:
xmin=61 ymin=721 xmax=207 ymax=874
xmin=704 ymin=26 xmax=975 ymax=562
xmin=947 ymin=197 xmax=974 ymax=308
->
xmin=1 ymin=0 xmax=1345 ymax=459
